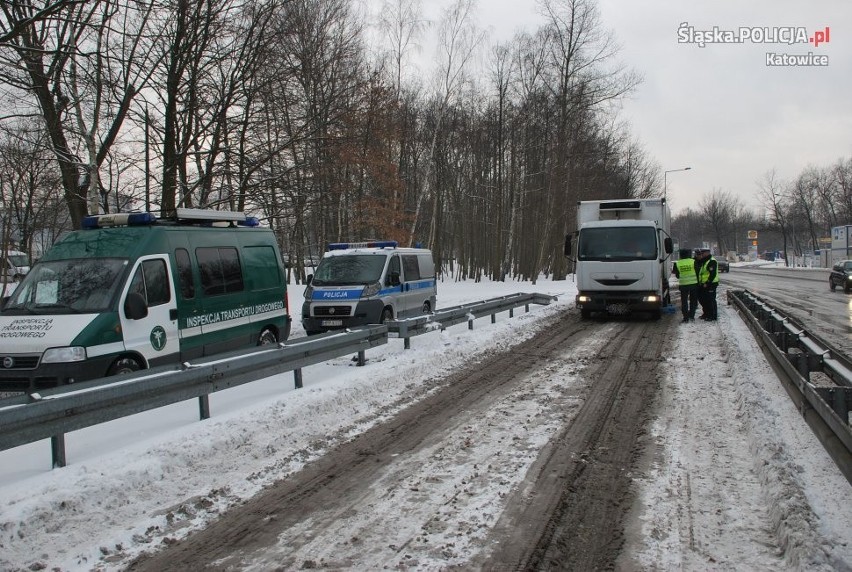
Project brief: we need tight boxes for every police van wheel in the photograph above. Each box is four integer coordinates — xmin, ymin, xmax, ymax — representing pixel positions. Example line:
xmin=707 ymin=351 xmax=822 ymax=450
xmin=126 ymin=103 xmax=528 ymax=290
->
xmin=258 ymin=327 xmax=278 ymax=345
xmin=108 ymin=357 xmax=141 ymax=376
xmin=381 ymin=308 xmax=393 ymax=323
xmin=421 ymin=301 xmax=432 ymax=314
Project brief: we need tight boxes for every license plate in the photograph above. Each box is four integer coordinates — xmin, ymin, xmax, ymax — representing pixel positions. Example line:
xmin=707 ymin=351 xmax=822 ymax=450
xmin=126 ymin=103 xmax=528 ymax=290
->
xmin=321 ymin=319 xmax=343 ymax=326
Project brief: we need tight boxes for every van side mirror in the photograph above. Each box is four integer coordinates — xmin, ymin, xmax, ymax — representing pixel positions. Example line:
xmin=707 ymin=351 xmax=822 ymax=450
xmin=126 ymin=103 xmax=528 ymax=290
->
xmin=306 ymin=274 xmax=313 ymax=285
xmin=389 ymin=271 xmax=401 ymax=286
xmin=124 ymin=292 xmax=148 ymax=320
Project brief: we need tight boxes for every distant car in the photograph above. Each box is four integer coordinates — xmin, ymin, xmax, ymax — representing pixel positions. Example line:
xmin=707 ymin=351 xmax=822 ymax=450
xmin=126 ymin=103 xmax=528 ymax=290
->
xmin=829 ymin=260 xmax=852 ymax=293
xmin=717 ymin=259 xmax=730 ymax=273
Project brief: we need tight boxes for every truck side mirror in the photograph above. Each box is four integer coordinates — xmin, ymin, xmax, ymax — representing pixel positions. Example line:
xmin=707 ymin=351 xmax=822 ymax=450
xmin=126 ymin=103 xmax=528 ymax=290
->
xmin=124 ymin=292 xmax=148 ymax=320
xmin=664 ymin=237 xmax=673 ymax=254
xmin=564 ymin=235 xmax=573 ymax=257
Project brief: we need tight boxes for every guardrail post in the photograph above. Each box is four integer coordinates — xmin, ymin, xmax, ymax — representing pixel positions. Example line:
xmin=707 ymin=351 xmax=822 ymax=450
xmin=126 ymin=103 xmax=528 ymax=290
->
xmin=510 ymin=308 xmax=514 ymax=318
xmin=468 ymin=318 xmax=474 ymax=330
xmin=357 ymin=350 xmax=366 ymax=366
xmin=51 ymin=434 xmax=66 ymax=468
xmin=404 ymin=337 xmax=411 ymax=350
xmin=491 ymin=314 xmax=496 ymax=324
xmin=199 ymin=395 xmax=211 ymax=420
xmin=294 ymin=368 xmax=303 ymax=389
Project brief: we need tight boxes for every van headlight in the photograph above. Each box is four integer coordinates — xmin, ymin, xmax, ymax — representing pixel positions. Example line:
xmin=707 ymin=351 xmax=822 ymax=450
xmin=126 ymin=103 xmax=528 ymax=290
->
xmin=361 ymin=282 xmax=381 ymax=298
xmin=42 ymin=346 xmax=87 ymax=363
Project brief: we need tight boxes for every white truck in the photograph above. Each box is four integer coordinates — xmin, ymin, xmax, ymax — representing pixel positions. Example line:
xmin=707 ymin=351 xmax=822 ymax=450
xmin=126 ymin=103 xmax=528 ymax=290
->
xmin=565 ymin=198 xmax=673 ymax=319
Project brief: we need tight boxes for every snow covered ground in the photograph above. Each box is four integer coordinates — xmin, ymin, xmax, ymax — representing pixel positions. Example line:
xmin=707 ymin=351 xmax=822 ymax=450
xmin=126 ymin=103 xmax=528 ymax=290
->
xmin=0 ymin=270 xmax=850 ymax=571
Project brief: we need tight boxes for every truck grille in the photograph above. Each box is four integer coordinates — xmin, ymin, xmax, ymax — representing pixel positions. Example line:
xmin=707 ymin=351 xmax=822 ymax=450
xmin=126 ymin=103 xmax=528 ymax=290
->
xmin=596 ymin=279 xmax=639 ymax=286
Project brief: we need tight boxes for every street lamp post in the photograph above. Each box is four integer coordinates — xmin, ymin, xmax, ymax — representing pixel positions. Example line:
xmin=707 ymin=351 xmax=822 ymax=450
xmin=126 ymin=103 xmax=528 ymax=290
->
xmin=663 ymin=167 xmax=692 ymax=200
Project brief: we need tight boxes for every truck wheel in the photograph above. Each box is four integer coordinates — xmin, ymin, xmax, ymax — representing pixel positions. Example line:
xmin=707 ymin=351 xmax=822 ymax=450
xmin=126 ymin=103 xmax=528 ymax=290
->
xmin=580 ymin=309 xmax=591 ymax=319
xmin=830 ymin=279 xmax=836 ymax=291
xmin=258 ymin=327 xmax=278 ymax=345
xmin=108 ymin=356 xmax=142 ymax=376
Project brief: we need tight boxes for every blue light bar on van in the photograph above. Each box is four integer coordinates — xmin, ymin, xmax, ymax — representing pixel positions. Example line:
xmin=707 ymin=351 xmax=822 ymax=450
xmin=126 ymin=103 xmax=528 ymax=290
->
xmin=82 ymin=212 xmax=157 ymax=229
xmin=238 ymin=217 xmax=260 ymax=227
xmin=327 ymin=240 xmax=398 ymax=251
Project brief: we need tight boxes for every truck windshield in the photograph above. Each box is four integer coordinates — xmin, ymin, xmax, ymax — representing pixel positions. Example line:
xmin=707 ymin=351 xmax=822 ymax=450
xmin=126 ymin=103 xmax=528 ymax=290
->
xmin=2 ymin=258 xmax=128 ymax=315
xmin=311 ymin=255 xmax=386 ymax=286
xmin=578 ymin=227 xmax=658 ymax=261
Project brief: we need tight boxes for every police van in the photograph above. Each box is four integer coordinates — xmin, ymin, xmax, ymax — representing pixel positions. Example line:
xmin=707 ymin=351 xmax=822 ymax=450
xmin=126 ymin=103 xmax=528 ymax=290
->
xmin=302 ymin=241 xmax=436 ymax=335
xmin=0 ymin=209 xmax=291 ymax=392
xmin=2 ymin=249 xmax=31 ymax=282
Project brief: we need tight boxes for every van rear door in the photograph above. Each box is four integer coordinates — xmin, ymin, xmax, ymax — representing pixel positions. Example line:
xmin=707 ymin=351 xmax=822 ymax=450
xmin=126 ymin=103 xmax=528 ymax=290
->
xmin=120 ymin=255 xmax=180 ymax=367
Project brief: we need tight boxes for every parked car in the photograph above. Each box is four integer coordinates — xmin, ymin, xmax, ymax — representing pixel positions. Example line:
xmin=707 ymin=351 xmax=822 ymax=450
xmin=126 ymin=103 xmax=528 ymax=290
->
xmin=829 ymin=260 xmax=852 ymax=293
xmin=717 ymin=259 xmax=730 ymax=273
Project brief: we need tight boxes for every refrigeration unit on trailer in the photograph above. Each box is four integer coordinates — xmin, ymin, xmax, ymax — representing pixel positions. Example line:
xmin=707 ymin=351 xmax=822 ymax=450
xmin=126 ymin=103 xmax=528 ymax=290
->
xmin=0 ymin=208 xmax=291 ymax=392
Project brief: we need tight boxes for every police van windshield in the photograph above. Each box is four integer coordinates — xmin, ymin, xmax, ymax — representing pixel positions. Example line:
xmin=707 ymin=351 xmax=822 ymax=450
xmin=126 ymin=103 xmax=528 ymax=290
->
xmin=578 ymin=227 xmax=658 ymax=261
xmin=2 ymin=258 xmax=128 ymax=315
xmin=8 ymin=253 xmax=29 ymax=267
xmin=312 ymin=255 xmax=386 ymax=286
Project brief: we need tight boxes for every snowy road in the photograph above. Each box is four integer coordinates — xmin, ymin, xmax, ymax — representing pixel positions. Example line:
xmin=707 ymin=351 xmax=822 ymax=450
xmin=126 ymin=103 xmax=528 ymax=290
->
xmin=1 ymin=272 xmax=851 ymax=571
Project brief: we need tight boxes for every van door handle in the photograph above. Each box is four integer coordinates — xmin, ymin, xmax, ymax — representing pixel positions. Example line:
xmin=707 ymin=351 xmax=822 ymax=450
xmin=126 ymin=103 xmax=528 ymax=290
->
xmin=170 ymin=309 xmax=178 ymax=321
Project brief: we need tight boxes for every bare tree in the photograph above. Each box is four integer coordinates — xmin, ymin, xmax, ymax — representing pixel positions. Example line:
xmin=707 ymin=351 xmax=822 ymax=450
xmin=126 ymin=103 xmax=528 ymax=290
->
xmin=408 ymin=0 xmax=485 ymax=248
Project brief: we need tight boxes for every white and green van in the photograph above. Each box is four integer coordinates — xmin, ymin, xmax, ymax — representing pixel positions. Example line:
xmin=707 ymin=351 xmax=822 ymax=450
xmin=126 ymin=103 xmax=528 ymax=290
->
xmin=302 ymin=241 xmax=436 ymax=335
xmin=0 ymin=209 xmax=291 ymax=392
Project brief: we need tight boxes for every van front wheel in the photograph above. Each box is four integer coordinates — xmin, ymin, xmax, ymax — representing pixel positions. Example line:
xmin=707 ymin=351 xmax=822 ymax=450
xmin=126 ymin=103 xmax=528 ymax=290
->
xmin=380 ymin=308 xmax=393 ymax=324
xmin=108 ymin=356 xmax=142 ymax=376
xmin=258 ymin=327 xmax=278 ymax=345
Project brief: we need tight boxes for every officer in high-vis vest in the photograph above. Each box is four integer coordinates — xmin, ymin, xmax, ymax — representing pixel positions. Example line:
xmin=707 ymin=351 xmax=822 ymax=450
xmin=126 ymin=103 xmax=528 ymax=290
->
xmin=672 ymin=248 xmax=698 ymax=322
xmin=695 ymin=248 xmax=720 ymax=320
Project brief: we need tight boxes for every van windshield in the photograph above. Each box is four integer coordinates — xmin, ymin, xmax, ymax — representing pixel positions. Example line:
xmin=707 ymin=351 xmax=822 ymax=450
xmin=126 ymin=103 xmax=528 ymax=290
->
xmin=2 ymin=258 xmax=128 ymax=315
xmin=8 ymin=253 xmax=29 ymax=267
xmin=311 ymin=255 xmax=386 ymax=286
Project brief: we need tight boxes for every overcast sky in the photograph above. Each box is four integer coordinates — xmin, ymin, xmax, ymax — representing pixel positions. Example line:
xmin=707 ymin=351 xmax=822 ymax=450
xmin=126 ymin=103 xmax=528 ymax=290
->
xmin=386 ymin=0 xmax=851 ymax=217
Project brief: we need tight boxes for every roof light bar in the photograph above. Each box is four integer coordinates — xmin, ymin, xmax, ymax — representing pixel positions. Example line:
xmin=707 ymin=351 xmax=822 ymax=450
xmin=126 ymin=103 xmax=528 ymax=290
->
xmin=82 ymin=212 xmax=157 ymax=229
xmin=327 ymin=240 xmax=398 ymax=251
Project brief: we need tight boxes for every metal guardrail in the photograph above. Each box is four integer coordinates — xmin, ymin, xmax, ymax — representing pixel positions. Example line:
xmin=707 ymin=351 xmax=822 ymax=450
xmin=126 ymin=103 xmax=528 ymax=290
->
xmin=0 ymin=326 xmax=387 ymax=467
xmin=0 ymin=292 xmax=557 ymax=470
xmin=728 ymin=289 xmax=852 ymax=483
xmin=387 ymin=292 xmax=558 ymax=349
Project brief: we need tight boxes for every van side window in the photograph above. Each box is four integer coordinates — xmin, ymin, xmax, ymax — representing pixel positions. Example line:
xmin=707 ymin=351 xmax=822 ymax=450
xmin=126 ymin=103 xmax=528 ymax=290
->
xmin=244 ymin=246 xmax=280 ymax=290
xmin=197 ymin=247 xmax=244 ymax=296
xmin=402 ymin=255 xmax=420 ymax=281
xmin=129 ymin=259 xmax=171 ymax=307
xmin=175 ymin=248 xmax=195 ymax=299
xmin=387 ymin=255 xmax=401 ymax=286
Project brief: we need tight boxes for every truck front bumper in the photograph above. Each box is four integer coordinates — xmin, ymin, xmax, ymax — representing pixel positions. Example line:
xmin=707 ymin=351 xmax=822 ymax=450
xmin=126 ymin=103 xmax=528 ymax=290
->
xmin=576 ymin=292 xmax=664 ymax=314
